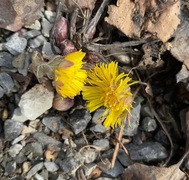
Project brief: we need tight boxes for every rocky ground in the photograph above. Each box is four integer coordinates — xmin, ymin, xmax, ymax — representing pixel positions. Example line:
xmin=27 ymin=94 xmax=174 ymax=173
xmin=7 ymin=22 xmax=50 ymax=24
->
xmin=0 ymin=0 xmax=189 ymax=180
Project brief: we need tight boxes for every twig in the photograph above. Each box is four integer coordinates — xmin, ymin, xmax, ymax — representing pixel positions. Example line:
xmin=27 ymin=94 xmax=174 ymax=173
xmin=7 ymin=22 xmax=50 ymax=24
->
xmin=111 ymin=87 xmax=140 ymax=168
xmin=84 ymin=0 xmax=109 ymax=41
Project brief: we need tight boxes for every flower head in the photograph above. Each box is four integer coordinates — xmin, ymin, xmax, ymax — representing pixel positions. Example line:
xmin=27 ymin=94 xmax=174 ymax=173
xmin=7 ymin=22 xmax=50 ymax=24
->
xmin=55 ymin=51 xmax=87 ymax=98
xmin=82 ymin=61 xmax=137 ymax=128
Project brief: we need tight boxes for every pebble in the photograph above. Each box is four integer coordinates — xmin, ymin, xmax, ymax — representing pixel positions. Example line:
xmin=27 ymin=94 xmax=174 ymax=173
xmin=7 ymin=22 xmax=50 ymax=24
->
xmin=44 ymin=10 xmax=56 ymax=23
xmin=24 ymin=142 xmax=43 ymax=158
xmin=141 ymin=103 xmax=154 ymax=118
xmin=42 ymin=41 xmax=55 ymax=57
xmin=93 ymin=139 xmax=110 ymax=151
xmin=69 ymin=109 xmax=91 ymax=134
xmin=8 ymin=144 xmax=23 ymax=158
xmin=33 ymin=132 xmax=62 ymax=147
xmin=15 ymin=151 xmax=27 ymax=164
xmin=117 ymin=149 xmax=131 ymax=167
xmin=26 ymin=162 xmax=44 ymax=179
xmin=12 ymin=108 xmax=28 ymax=123
xmin=29 ymin=35 xmax=47 ymax=48
xmin=141 ymin=117 xmax=157 ymax=132
xmin=0 ymin=52 xmax=13 ymax=68
xmin=4 ymin=119 xmax=23 ymax=141
xmin=59 ymin=152 xmax=85 ymax=174
xmin=92 ymin=108 xmax=104 ymax=123
xmin=4 ymin=33 xmax=27 ymax=55
xmin=18 ymin=84 xmax=54 ymax=120
xmin=81 ymin=148 xmax=98 ymax=163
xmin=5 ymin=161 xmax=16 ymax=174
xmin=22 ymin=161 xmax=31 ymax=174
xmin=84 ymin=163 xmax=97 ymax=177
xmin=41 ymin=18 xmax=53 ymax=37
xmin=125 ymin=141 xmax=168 ymax=162
xmin=0 ymin=72 xmax=14 ymax=96
xmin=42 ymin=116 xmax=64 ymax=133
xmin=35 ymin=173 xmax=45 ymax=180
xmin=25 ymin=20 xmax=41 ymax=30
xmin=102 ymin=160 xmax=124 ymax=178
xmin=23 ymin=30 xmax=41 ymax=40
xmin=17 ymin=52 xmax=30 ymax=76
xmin=123 ymin=97 xmax=142 ymax=136
xmin=12 ymin=52 xmax=25 ymax=69
xmin=44 ymin=161 xmax=59 ymax=172
xmin=90 ymin=124 xmax=106 ymax=133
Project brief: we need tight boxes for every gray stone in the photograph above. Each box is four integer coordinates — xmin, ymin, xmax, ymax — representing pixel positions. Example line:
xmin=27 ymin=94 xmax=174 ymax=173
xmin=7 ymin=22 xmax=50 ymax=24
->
xmin=102 ymin=160 xmax=124 ymax=178
xmin=117 ymin=149 xmax=131 ymax=167
xmin=35 ymin=173 xmax=44 ymax=180
xmin=24 ymin=142 xmax=43 ymax=158
xmin=25 ymin=20 xmax=41 ymax=30
xmin=12 ymin=108 xmax=28 ymax=123
xmin=23 ymin=30 xmax=41 ymax=40
xmin=126 ymin=141 xmax=168 ymax=162
xmin=84 ymin=163 xmax=97 ymax=176
xmin=90 ymin=124 xmax=106 ymax=133
xmin=41 ymin=18 xmax=53 ymax=37
xmin=18 ymin=84 xmax=54 ymax=120
xmin=8 ymin=144 xmax=23 ymax=158
xmin=59 ymin=152 xmax=85 ymax=174
xmin=44 ymin=11 xmax=56 ymax=23
xmin=26 ymin=162 xmax=44 ymax=179
xmin=92 ymin=108 xmax=104 ymax=123
xmin=0 ymin=86 xmax=5 ymax=98
xmin=42 ymin=116 xmax=64 ymax=132
xmin=5 ymin=33 xmax=27 ymax=55
xmin=141 ymin=117 xmax=157 ymax=132
xmin=4 ymin=119 xmax=23 ymax=141
xmin=11 ymin=134 xmax=25 ymax=145
xmin=29 ymin=35 xmax=46 ymax=49
xmin=93 ymin=139 xmax=109 ymax=151
xmin=44 ymin=161 xmax=59 ymax=172
xmin=42 ymin=41 xmax=55 ymax=57
xmin=33 ymin=132 xmax=62 ymax=147
xmin=0 ymin=72 xmax=14 ymax=96
xmin=17 ymin=53 xmax=30 ymax=76
xmin=141 ymin=104 xmax=153 ymax=118
xmin=81 ymin=149 xmax=98 ymax=164
xmin=123 ymin=97 xmax=142 ymax=136
xmin=5 ymin=161 xmax=16 ymax=174
xmin=69 ymin=109 xmax=91 ymax=134
xmin=15 ymin=151 xmax=27 ymax=164
xmin=0 ymin=52 xmax=13 ymax=68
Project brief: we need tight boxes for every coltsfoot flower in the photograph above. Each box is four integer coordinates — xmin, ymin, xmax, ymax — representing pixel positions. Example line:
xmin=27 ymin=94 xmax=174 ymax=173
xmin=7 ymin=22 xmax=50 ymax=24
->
xmin=82 ymin=61 xmax=137 ymax=128
xmin=55 ymin=51 xmax=87 ymax=98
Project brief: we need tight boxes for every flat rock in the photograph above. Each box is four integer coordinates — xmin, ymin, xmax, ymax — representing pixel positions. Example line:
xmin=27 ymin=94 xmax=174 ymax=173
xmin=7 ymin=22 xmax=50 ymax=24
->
xmin=29 ymin=35 xmax=46 ymax=49
xmin=69 ymin=109 xmax=91 ymax=134
xmin=41 ymin=18 xmax=53 ymax=37
xmin=44 ymin=161 xmax=59 ymax=172
xmin=44 ymin=10 xmax=56 ymax=23
xmin=4 ymin=33 xmax=27 ymax=55
xmin=93 ymin=139 xmax=109 ymax=151
xmin=42 ymin=116 xmax=64 ymax=132
xmin=12 ymin=107 xmax=28 ymax=123
xmin=92 ymin=108 xmax=105 ymax=123
xmin=125 ymin=141 xmax=168 ymax=162
xmin=18 ymin=84 xmax=54 ymax=120
xmin=5 ymin=161 xmax=16 ymax=174
xmin=26 ymin=162 xmax=44 ymax=179
xmin=42 ymin=41 xmax=55 ymax=57
xmin=25 ymin=20 xmax=41 ymax=30
xmin=4 ymin=119 xmax=23 ymax=141
xmin=102 ymin=160 xmax=124 ymax=178
xmin=0 ymin=52 xmax=13 ymax=68
xmin=8 ymin=144 xmax=23 ymax=158
xmin=141 ymin=117 xmax=157 ymax=132
xmin=33 ymin=132 xmax=62 ymax=147
xmin=23 ymin=30 xmax=41 ymax=40
xmin=23 ymin=142 xmax=43 ymax=158
xmin=0 ymin=72 xmax=14 ymax=97
xmin=90 ymin=124 xmax=106 ymax=133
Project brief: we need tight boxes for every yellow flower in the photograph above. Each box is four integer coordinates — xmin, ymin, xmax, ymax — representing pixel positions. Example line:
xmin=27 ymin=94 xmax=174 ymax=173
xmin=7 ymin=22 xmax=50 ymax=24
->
xmin=55 ymin=51 xmax=87 ymax=98
xmin=82 ymin=61 xmax=137 ymax=128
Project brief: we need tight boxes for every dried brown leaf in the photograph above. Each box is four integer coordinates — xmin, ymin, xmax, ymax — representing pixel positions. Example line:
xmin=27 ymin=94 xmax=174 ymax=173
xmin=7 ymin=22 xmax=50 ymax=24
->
xmin=105 ymin=0 xmax=180 ymax=42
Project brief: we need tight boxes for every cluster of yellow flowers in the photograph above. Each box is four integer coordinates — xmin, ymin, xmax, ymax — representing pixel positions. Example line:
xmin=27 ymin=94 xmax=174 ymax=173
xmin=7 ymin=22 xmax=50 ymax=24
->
xmin=54 ymin=51 xmax=137 ymax=128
